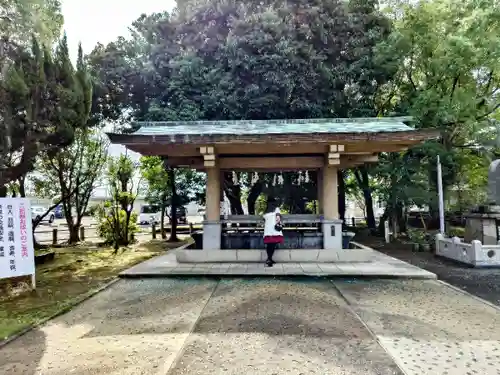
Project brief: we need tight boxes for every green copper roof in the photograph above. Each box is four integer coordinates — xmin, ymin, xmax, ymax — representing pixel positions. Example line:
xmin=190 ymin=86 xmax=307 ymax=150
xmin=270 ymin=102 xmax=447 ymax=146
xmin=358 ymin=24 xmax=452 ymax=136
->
xmin=132 ymin=117 xmax=413 ymax=136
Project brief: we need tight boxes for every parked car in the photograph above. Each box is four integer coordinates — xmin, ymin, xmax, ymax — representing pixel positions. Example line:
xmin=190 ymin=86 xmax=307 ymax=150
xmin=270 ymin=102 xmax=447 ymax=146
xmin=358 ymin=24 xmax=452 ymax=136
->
xmin=138 ymin=205 xmax=188 ymax=225
xmin=31 ymin=206 xmax=55 ymax=224
xmin=175 ymin=206 xmax=187 ymax=224
xmin=138 ymin=205 xmax=162 ymax=225
xmin=165 ymin=206 xmax=187 ymax=224
xmin=54 ymin=205 xmax=64 ymax=219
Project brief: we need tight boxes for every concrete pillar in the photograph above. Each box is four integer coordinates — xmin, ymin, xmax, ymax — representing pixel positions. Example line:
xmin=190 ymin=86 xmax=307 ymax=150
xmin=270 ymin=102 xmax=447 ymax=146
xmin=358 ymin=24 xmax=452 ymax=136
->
xmin=206 ymin=167 xmax=221 ymax=221
xmin=322 ymin=165 xmax=338 ymax=220
xmin=204 ymin=166 xmax=222 ymax=250
xmin=322 ymin=165 xmax=342 ymax=250
xmin=317 ymin=169 xmax=323 ymax=214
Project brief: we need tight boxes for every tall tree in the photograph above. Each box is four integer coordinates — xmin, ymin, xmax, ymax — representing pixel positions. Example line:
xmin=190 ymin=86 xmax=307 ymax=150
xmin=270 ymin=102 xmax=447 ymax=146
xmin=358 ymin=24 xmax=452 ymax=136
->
xmin=376 ymin=0 xmax=500 ymax=218
xmin=89 ymin=1 xmax=395 ymax=215
xmin=33 ymin=130 xmax=108 ymax=243
xmin=96 ymin=155 xmax=141 ymax=251
xmin=0 ymin=36 xmax=91 ymax=196
xmin=0 ymin=0 xmax=63 ymax=45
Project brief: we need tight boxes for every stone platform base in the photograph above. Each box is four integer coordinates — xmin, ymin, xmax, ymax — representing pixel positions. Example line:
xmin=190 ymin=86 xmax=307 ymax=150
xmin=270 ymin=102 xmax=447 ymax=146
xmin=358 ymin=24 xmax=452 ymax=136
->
xmin=119 ymin=242 xmax=436 ymax=279
xmin=176 ymin=249 xmax=379 ymax=263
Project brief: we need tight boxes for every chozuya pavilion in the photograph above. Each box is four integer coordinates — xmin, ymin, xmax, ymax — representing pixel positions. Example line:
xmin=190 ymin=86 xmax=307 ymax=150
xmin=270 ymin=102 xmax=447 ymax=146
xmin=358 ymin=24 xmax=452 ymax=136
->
xmin=107 ymin=118 xmax=437 ymax=263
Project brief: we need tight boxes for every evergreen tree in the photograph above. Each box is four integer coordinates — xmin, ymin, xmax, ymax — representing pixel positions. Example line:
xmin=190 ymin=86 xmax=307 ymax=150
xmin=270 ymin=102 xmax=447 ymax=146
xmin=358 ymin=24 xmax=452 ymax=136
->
xmin=0 ymin=35 xmax=93 ymax=196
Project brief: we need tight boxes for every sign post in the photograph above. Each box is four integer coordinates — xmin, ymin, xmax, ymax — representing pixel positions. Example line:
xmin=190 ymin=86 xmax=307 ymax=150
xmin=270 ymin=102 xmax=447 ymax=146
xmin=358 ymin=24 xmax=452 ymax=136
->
xmin=0 ymin=198 xmax=36 ymax=289
xmin=437 ymin=156 xmax=445 ymax=234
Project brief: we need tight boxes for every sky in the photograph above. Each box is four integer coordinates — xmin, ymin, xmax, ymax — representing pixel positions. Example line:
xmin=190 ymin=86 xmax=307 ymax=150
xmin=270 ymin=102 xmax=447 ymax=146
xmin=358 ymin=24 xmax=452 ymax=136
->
xmin=61 ymin=0 xmax=176 ymax=62
xmin=59 ymin=0 xmax=177 ymax=197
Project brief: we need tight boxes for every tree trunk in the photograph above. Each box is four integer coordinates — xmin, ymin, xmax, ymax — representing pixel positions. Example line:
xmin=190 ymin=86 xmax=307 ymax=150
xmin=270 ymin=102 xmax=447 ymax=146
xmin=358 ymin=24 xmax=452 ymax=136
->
xmin=377 ymin=208 xmax=388 ymax=235
xmin=161 ymin=200 xmax=167 ymax=239
xmin=168 ymin=168 xmax=179 ymax=242
xmin=396 ymin=202 xmax=407 ymax=233
xmin=247 ymin=181 xmax=263 ymax=215
xmin=355 ymin=167 xmax=376 ymax=229
xmin=223 ymin=172 xmax=244 ymax=214
xmin=68 ymin=224 xmax=80 ymax=244
xmin=63 ymin=201 xmax=80 ymax=244
xmin=18 ymin=176 xmax=26 ymax=197
xmin=338 ymin=170 xmax=346 ymax=222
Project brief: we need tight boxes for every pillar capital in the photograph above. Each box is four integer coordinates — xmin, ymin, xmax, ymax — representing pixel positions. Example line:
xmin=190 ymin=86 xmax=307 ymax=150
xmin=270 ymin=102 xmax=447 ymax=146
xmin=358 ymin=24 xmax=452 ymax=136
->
xmin=326 ymin=144 xmax=344 ymax=166
xmin=200 ymin=146 xmax=217 ymax=167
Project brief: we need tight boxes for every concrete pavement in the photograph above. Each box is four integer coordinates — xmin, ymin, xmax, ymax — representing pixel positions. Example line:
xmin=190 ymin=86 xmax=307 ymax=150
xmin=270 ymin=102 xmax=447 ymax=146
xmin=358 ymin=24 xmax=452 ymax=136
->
xmin=2 ymin=278 xmax=500 ymax=374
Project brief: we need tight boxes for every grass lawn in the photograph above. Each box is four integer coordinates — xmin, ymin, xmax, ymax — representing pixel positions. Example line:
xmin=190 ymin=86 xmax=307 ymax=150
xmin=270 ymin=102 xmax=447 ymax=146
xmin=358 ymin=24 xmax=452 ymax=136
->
xmin=0 ymin=239 xmax=186 ymax=341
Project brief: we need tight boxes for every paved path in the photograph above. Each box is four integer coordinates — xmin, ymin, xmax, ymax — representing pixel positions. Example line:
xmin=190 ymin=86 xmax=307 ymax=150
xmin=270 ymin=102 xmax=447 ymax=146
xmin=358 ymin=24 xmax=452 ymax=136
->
xmin=2 ymin=278 xmax=500 ymax=374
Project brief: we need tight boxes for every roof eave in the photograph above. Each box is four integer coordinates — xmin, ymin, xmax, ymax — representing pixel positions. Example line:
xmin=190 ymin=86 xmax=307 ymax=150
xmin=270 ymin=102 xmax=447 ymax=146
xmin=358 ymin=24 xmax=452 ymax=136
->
xmin=106 ymin=128 xmax=439 ymax=146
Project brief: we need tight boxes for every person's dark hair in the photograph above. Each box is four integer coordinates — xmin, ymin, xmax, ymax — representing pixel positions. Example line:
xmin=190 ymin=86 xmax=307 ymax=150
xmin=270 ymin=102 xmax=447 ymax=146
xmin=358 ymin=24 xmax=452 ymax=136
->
xmin=266 ymin=197 xmax=279 ymax=213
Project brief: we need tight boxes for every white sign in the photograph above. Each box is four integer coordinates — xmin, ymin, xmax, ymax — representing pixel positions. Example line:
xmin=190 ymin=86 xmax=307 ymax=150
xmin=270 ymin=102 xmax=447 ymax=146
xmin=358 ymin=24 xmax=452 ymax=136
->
xmin=0 ymin=198 xmax=35 ymax=279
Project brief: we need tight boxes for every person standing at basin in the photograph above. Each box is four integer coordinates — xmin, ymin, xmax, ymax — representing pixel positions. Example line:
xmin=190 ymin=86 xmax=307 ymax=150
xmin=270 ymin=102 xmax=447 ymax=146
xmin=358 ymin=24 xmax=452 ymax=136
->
xmin=263 ymin=199 xmax=284 ymax=267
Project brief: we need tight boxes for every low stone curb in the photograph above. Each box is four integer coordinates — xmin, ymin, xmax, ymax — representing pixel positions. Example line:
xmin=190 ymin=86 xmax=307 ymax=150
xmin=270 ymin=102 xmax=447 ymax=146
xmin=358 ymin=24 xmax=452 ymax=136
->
xmin=120 ymin=270 xmax=437 ymax=279
xmin=0 ymin=278 xmax=120 ymax=349
xmin=437 ymin=280 xmax=500 ymax=312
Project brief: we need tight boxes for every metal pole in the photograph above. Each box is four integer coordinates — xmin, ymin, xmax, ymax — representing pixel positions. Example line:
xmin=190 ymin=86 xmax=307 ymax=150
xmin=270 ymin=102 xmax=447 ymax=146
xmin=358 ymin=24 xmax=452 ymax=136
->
xmin=437 ymin=155 xmax=445 ymax=234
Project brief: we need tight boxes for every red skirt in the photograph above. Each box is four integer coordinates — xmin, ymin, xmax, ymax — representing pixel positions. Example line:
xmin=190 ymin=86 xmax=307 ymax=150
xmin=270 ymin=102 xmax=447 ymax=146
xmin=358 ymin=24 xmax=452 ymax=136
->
xmin=264 ymin=235 xmax=284 ymax=244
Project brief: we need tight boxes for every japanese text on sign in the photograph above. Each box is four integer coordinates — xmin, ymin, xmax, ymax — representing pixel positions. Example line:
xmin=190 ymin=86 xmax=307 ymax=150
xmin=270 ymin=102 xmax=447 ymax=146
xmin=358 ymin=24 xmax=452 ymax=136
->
xmin=0 ymin=198 xmax=35 ymax=279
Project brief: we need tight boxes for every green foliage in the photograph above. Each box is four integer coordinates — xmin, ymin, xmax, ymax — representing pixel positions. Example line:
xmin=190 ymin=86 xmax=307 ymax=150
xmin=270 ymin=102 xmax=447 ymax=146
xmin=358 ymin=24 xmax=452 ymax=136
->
xmin=32 ymin=130 xmax=108 ymax=240
xmin=87 ymin=0 xmax=393 ymax=123
xmin=86 ymin=0 xmax=395 ymax=216
xmin=407 ymin=228 xmax=427 ymax=244
xmin=369 ymin=0 xmax=499 ymax=225
xmin=0 ymin=0 xmax=63 ymax=45
xmin=140 ymin=156 xmax=205 ymax=208
xmin=97 ymin=155 xmax=140 ymax=249
xmin=86 ymin=0 xmax=499 ymax=226
xmin=449 ymin=150 xmax=489 ymax=210
xmin=448 ymin=226 xmax=465 ymax=238
xmin=95 ymin=203 xmax=139 ymax=246
xmin=0 ymin=35 xmax=93 ymax=191
xmin=379 ymin=0 xmax=500 ymax=131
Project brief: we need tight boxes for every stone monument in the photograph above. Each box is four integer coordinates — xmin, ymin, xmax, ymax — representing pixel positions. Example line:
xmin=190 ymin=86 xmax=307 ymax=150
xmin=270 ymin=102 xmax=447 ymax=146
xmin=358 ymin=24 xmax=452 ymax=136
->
xmin=487 ymin=160 xmax=500 ymax=211
xmin=464 ymin=159 xmax=500 ymax=245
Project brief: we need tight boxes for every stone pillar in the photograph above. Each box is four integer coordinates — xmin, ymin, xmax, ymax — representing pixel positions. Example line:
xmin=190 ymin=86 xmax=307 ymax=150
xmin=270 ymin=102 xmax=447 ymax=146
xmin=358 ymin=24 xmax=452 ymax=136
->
xmin=317 ymin=169 xmax=323 ymax=214
xmin=322 ymin=165 xmax=342 ymax=250
xmin=204 ymin=166 xmax=221 ymax=250
xmin=322 ymin=165 xmax=338 ymax=219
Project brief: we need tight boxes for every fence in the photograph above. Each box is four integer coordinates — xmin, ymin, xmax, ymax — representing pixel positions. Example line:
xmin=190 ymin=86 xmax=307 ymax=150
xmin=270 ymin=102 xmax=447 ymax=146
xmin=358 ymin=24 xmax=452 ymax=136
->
xmin=435 ymin=233 xmax=500 ymax=267
xmin=35 ymin=223 xmax=203 ymax=245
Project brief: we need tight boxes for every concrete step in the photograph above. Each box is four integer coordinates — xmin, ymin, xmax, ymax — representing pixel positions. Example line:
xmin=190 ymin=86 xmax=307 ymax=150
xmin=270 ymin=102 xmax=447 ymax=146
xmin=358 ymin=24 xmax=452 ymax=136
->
xmin=175 ymin=248 xmax=379 ymax=263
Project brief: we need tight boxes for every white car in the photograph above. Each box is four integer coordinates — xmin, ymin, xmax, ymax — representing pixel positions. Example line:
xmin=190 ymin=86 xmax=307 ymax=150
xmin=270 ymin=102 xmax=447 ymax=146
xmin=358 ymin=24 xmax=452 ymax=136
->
xmin=137 ymin=205 xmax=162 ymax=225
xmin=31 ymin=206 xmax=55 ymax=224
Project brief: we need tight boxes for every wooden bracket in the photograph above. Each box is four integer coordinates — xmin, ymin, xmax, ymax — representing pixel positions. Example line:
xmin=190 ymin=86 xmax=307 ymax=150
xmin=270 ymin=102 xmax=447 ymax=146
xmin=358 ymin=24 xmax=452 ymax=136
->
xmin=327 ymin=144 xmax=344 ymax=165
xmin=200 ymin=146 xmax=217 ymax=167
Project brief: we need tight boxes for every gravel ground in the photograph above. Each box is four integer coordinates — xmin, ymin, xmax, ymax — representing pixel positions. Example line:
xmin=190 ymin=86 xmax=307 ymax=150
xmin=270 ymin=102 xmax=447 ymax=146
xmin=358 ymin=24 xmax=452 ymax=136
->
xmin=2 ymin=277 xmax=500 ymax=375
xmin=168 ymin=279 xmax=403 ymax=375
xmin=363 ymin=238 xmax=500 ymax=307
xmin=337 ymin=279 xmax=500 ymax=375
